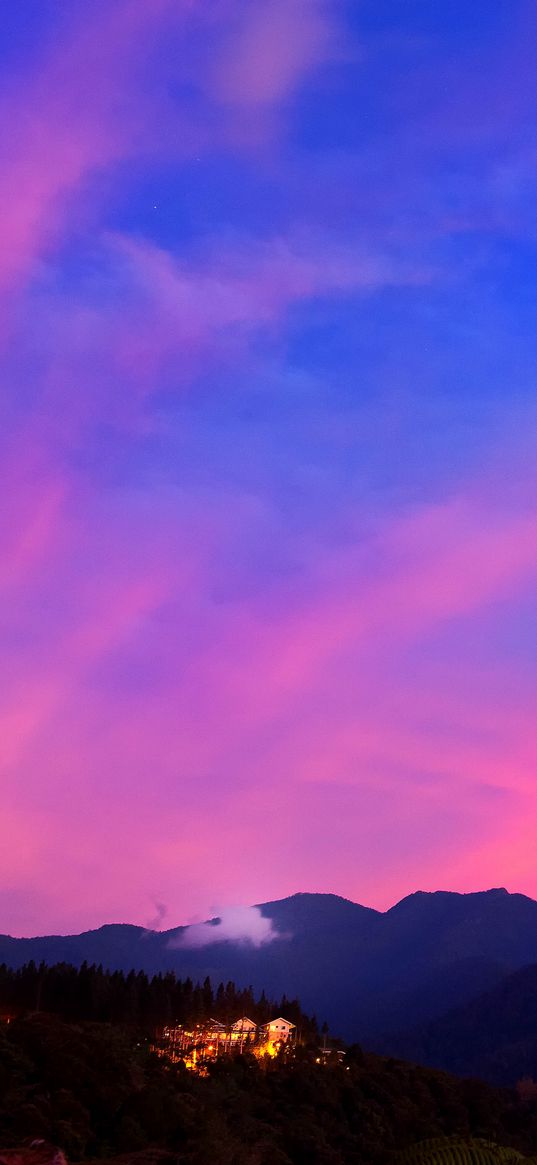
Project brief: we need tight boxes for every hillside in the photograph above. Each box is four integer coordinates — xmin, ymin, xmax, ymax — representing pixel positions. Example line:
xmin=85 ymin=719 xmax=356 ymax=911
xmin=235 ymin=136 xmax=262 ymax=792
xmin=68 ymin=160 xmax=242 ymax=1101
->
xmin=3 ymin=889 xmax=537 ymax=1042
xmin=3 ymin=1011 xmax=537 ymax=1163
xmin=389 ymin=963 xmax=537 ymax=1085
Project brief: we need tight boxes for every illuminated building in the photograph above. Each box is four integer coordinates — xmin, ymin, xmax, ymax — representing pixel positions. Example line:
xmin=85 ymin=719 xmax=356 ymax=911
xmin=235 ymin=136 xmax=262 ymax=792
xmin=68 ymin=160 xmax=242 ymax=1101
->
xmin=261 ymin=1017 xmax=295 ymax=1042
xmin=159 ymin=1015 xmax=297 ymax=1070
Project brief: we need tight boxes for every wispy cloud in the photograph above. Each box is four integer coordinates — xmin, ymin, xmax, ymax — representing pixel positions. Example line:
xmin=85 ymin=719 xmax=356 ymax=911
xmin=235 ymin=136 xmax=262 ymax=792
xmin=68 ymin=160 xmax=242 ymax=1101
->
xmin=0 ymin=0 xmax=179 ymax=296
xmin=210 ymin=0 xmax=342 ymax=108
xmin=144 ymin=899 xmax=168 ymax=933
xmin=2 ymin=0 xmax=537 ymax=937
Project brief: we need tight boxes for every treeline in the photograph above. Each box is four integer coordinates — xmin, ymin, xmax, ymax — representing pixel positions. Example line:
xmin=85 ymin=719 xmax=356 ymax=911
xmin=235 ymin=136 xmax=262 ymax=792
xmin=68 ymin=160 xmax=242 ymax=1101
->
xmin=3 ymin=1012 xmax=537 ymax=1162
xmin=0 ymin=961 xmax=317 ymax=1036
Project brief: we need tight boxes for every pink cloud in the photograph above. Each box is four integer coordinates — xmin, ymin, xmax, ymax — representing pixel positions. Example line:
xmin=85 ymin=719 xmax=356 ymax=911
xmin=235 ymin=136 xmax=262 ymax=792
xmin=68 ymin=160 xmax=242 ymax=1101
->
xmin=211 ymin=0 xmax=341 ymax=107
xmin=107 ymin=230 xmax=425 ymax=383
xmin=0 ymin=0 xmax=350 ymax=303
xmin=0 ymin=469 xmax=212 ymax=789
xmin=448 ymin=804 xmax=537 ymax=893
xmin=3 ymin=2 xmax=537 ymax=936
xmin=0 ymin=575 xmax=172 ymax=776
xmin=2 ymin=409 xmax=537 ymax=935
xmin=0 ymin=477 xmax=66 ymax=593
xmin=0 ymin=0 xmax=175 ymax=294
xmin=14 ymin=229 xmax=429 ymax=424
xmin=4 ymin=462 xmax=536 ymax=931
xmin=186 ymin=492 xmax=537 ymax=734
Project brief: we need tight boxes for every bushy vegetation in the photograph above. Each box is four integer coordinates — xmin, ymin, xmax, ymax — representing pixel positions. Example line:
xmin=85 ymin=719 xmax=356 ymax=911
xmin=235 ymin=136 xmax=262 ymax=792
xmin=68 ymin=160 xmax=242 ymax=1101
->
xmin=1 ymin=1013 xmax=537 ymax=1163
xmin=2 ymin=963 xmax=537 ymax=1164
xmin=394 ymin=1137 xmax=537 ymax=1165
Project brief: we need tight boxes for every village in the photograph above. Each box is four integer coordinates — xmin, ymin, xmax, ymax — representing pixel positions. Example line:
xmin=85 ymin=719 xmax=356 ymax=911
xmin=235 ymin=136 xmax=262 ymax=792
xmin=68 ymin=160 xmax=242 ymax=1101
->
xmin=158 ymin=1013 xmax=347 ymax=1073
xmin=159 ymin=1014 xmax=298 ymax=1070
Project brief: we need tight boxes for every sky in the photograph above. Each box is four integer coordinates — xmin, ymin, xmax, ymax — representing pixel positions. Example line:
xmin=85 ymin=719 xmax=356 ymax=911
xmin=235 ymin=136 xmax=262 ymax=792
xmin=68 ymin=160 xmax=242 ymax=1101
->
xmin=2 ymin=0 xmax=537 ymax=937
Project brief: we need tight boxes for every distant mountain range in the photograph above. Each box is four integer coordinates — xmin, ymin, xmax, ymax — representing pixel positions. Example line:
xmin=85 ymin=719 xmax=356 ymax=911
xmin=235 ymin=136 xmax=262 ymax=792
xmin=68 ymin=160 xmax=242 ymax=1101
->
xmin=3 ymin=887 xmax=537 ymax=1068
xmin=389 ymin=961 xmax=537 ymax=1085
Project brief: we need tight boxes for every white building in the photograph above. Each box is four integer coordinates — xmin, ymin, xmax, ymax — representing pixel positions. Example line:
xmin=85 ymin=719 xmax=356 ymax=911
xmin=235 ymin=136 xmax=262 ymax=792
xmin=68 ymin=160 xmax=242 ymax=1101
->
xmin=262 ymin=1017 xmax=296 ymax=1043
xmin=231 ymin=1016 xmax=257 ymax=1034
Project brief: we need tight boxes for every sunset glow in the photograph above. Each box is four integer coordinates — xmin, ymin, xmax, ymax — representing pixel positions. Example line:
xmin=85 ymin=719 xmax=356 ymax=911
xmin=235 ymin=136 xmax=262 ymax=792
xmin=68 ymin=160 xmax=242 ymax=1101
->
xmin=2 ymin=0 xmax=537 ymax=936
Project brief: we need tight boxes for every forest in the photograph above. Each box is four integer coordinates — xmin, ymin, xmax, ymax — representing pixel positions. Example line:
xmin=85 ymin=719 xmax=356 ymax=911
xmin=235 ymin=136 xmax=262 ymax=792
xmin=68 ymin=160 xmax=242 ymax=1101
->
xmin=2 ymin=964 xmax=537 ymax=1164
xmin=0 ymin=960 xmax=316 ymax=1035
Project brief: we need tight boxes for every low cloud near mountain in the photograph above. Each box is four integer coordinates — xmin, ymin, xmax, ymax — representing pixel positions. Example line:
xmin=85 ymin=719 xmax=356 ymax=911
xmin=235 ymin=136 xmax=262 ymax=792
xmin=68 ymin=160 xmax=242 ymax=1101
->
xmin=169 ymin=905 xmax=283 ymax=949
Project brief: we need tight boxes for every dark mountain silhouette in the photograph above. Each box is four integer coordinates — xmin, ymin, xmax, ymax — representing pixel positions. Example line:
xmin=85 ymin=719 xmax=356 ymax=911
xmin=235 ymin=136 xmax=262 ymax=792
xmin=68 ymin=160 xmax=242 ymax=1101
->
xmin=388 ymin=962 xmax=537 ymax=1085
xmin=3 ymin=888 xmax=537 ymax=1042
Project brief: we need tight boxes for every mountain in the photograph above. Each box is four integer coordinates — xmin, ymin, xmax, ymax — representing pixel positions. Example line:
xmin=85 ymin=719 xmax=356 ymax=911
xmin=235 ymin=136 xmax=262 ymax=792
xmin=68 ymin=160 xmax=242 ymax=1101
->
xmin=3 ymin=888 xmax=537 ymax=1043
xmin=388 ymin=962 xmax=537 ymax=1085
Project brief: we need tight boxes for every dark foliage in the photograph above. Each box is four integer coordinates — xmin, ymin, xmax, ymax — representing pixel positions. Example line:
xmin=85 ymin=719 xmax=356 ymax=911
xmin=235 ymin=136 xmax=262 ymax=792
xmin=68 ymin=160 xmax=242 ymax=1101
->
xmin=0 ymin=961 xmax=315 ymax=1038
xmin=2 ymin=1014 xmax=537 ymax=1163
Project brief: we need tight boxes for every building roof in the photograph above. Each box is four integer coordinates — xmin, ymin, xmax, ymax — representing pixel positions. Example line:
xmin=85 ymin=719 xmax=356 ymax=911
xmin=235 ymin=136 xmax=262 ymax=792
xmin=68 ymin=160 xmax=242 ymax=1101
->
xmin=262 ymin=1017 xmax=295 ymax=1029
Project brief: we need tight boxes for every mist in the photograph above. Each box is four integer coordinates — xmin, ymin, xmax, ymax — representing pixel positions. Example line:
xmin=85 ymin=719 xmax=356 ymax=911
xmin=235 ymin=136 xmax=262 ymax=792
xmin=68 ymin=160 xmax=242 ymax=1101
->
xmin=168 ymin=905 xmax=284 ymax=949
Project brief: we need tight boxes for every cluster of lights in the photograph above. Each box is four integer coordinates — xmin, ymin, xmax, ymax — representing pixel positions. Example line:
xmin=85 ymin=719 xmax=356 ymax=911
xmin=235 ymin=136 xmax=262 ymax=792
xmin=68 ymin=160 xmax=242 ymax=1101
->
xmin=158 ymin=1016 xmax=296 ymax=1072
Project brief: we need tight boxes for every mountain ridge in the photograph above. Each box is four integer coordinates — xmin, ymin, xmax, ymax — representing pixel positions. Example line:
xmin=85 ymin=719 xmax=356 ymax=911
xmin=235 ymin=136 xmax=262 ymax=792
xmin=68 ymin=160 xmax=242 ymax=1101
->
xmin=4 ymin=887 xmax=523 ymax=941
xmin=3 ymin=887 xmax=537 ymax=1047
xmin=389 ymin=960 xmax=537 ymax=1084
